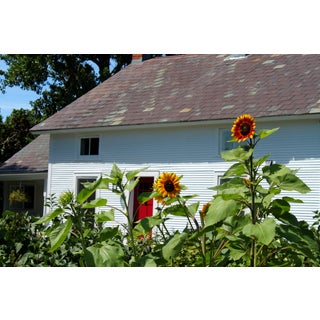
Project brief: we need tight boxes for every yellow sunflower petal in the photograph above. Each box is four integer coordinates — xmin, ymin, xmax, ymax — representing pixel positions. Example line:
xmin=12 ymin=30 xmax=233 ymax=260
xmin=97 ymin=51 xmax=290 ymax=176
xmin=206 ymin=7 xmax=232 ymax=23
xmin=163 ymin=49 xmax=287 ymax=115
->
xmin=154 ymin=172 xmax=181 ymax=198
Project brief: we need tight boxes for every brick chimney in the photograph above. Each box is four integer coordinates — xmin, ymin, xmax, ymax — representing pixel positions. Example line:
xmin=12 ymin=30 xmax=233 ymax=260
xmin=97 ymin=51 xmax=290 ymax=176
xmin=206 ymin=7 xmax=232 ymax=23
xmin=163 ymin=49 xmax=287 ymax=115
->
xmin=132 ymin=54 xmax=142 ymax=63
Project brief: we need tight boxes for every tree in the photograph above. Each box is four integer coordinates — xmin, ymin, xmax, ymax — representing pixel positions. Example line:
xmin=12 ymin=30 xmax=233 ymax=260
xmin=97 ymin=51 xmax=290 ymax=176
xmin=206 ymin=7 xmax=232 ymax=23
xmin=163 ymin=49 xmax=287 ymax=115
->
xmin=0 ymin=54 xmax=132 ymax=121
xmin=0 ymin=109 xmax=35 ymax=163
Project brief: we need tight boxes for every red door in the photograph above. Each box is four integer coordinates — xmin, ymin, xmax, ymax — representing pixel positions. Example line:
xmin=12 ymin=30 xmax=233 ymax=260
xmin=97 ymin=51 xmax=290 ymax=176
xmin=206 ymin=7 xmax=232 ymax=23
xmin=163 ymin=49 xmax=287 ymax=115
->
xmin=133 ymin=177 xmax=154 ymax=223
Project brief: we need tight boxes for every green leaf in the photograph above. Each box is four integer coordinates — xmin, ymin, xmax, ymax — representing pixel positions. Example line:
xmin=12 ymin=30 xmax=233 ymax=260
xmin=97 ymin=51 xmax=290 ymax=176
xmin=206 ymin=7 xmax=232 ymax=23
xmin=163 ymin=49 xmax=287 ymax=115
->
xmin=163 ymin=204 xmax=187 ymax=217
xmin=110 ymin=163 xmax=123 ymax=180
xmin=34 ymin=207 xmax=64 ymax=224
xmin=133 ymin=254 xmax=158 ymax=267
xmin=270 ymin=198 xmax=291 ymax=217
xmin=219 ymin=187 xmax=247 ymax=201
xmin=228 ymin=242 xmax=248 ymax=261
xmin=125 ymin=178 xmax=139 ymax=192
xmin=95 ymin=209 xmax=115 ymax=223
xmin=258 ymin=128 xmax=279 ymax=139
xmin=76 ymin=177 xmax=102 ymax=204
xmin=15 ymin=242 xmax=23 ymax=253
xmin=221 ymin=146 xmax=253 ymax=162
xmin=205 ymin=196 xmax=242 ymax=226
xmin=277 ymin=173 xmax=311 ymax=193
xmin=137 ymin=191 xmax=156 ymax=204
xmin=253 ymin=154 xmax=270 ymax=168
xmin=82 ymin=198 xmax=107 ymax=209
xmin=48 ymin=218 xmax=73 ymax=252
xmin=282 ymin=196 xmax=303 ymax=204
xmin=96 ymin=178 xmax=110 ymax=189
xmin=181 ymin=194 xmax=199 ymax=201
xmin=262 ymin=163 xmax=293 ymax=178
xmin=263 ymin=164 xmax=311 ymax=193
xmin=84 ymin=242 xmax=124 ymax=267
xmin=162 ymin=232 xmax=188 ymax=261
xmin=98 ymin=226 xmax=120 ymax=242
xmin=187 ymin=202 xmax=200 ymax=216
xmin=276 ymin=223 xmax=319 ymax=262
xmin=210 ymin=177 xmax=246 ymax=192
xmin=242 ymin=218 xmax=276 ymax=245
xmin=223 ymin=162 xmax=247 ymax=178
xmin=125 ymin=167 xmax=149 ymax=181
xmin=133 ymin=215 xmax=164 ymax=237
xmin=222 ymin=214 xmax=252 ymax=235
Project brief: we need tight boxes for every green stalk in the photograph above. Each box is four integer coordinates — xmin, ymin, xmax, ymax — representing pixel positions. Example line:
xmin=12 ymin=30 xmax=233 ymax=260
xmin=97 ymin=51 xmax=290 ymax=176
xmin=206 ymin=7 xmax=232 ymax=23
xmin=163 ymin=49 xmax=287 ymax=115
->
xmin=119 ymin=187 xmax=137 ymax=259
xmin=248 ymin=138 xmax=257 ymax=267
xmin=200 ymin=212 xmax=207 ymax=266
xmin=70 ymin=203 xmax=88 ymax=264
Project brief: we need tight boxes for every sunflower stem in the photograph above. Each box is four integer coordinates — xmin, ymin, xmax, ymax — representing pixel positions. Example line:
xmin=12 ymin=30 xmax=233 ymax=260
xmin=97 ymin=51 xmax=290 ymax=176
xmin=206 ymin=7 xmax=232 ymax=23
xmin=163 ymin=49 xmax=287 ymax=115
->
xmin=248 ymin=138 xmax=257 ymax=267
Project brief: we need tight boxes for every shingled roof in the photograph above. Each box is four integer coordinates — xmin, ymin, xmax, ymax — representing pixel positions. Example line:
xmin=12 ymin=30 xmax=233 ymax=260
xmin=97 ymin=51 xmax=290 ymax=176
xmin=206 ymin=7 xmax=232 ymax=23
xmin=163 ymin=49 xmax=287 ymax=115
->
xmin=0 ymin=134 xmax=49 ymax=174
xmin=31 ymin=54 xmax=320 ymax=133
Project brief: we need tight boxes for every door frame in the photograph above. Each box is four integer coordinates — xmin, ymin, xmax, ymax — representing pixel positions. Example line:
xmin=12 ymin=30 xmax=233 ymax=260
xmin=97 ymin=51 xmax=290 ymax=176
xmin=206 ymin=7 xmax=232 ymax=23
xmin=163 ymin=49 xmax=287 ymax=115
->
xmin=128 ymin=171 xmax=159 ymax=224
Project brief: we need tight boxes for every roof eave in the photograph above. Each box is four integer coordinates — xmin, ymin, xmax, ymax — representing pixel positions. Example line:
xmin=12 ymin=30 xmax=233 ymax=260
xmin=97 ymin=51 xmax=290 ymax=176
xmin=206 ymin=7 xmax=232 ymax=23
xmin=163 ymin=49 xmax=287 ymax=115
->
xmin=0 ymin=171 xmax=47 ymax=181
xmin=30 ymin=113 xmax=320 ymax=135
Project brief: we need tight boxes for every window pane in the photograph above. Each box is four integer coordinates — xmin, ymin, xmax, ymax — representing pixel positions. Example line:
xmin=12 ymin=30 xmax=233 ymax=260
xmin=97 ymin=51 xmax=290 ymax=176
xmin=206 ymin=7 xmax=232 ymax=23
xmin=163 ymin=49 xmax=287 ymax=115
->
xmin=24 ymin=185 xmax=35 ymax=209
xmin=222 ymin=129 xmax=233 ymax=151
xmin=80 ymin=138 xmax=90 ymax=155
xmin=90 ymin=138 xmax=99 ymax=155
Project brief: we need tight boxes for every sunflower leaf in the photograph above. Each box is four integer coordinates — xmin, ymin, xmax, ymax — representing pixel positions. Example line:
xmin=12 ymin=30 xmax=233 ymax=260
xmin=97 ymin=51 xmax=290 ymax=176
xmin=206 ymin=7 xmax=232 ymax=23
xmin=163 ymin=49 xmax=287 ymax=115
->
xmin=205 ymin=196 xmax=242 ymax=226
xmin=125 ymin=167 xmax=149 ymax=181
xmin=258 ymin=128 xmax=279 ymax=139
xmin=162 ymin=232 xmax=188 ymax=261
xmin=242 ymin=218 xmax=276 ymax=245
xmin=221 ymin=146 xmax=253 ymax=162
xmin=223 ymin=162 xmax=247 ymax=178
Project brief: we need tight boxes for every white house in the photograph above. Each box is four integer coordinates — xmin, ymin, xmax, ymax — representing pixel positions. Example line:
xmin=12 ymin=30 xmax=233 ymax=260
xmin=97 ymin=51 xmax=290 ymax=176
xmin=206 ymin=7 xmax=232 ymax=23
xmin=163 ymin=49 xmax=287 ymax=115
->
xmin=2 ymin=54 xmax=320 ymax=228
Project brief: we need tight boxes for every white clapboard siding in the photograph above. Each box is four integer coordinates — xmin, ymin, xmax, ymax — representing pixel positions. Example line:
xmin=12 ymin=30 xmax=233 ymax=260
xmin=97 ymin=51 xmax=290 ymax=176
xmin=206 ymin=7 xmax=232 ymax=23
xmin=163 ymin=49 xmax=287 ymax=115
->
xmin=47 ymin=118 xmax=320 ymax=227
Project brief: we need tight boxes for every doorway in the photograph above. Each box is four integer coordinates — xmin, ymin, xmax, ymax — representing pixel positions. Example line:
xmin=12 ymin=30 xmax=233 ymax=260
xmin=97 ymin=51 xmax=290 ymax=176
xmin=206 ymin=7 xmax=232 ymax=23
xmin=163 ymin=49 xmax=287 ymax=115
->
xmin=133 ymin=177 xmax=154 ymax=223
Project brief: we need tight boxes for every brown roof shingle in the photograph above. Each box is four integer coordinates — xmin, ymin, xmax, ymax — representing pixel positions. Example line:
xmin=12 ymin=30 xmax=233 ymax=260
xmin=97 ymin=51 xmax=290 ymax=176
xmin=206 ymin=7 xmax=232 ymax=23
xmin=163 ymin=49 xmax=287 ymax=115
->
xmin=0 ymin=134 xmax=49 ymax=174
xmin=31 ymin=54 xmax=320 ymax=133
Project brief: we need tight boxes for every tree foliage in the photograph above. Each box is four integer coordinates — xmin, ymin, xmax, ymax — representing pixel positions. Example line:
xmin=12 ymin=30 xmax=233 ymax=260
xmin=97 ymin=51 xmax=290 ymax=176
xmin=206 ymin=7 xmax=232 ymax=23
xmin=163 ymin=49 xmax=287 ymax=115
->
xmin=0 ymin=109 xmax=35 ymax=163
xmin=0 ymin=54 xmax=132 ymax=121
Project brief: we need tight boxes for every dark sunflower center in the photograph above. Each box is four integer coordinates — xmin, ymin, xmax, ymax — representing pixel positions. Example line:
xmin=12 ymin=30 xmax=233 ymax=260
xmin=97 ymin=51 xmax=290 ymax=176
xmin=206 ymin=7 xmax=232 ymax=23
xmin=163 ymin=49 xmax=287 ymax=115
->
xmin=240 ymin=123 xmax=251 ymax=135
xmin=164 ymin=181 xmax=175 ymax=192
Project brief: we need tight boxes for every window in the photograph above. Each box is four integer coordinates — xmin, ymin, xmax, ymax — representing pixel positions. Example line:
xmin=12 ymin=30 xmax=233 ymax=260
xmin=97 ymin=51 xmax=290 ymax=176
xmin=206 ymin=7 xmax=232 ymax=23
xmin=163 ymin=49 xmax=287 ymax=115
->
xmin=77 ymin=178 xmax=97 ymax=201
xmin=220 ymin=129 xmax=237 ymax=152
xmin=9 ymin=184 xmax=35 ymax=211
xmin=218 ymin=176 xmax=231 ymax=186
xmin=80 ymin=137 xmax=99 ymax=156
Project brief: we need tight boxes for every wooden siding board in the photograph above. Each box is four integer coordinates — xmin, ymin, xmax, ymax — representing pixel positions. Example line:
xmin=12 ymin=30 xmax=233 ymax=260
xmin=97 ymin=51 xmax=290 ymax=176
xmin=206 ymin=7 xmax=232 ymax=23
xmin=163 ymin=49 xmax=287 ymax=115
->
xmin=48 ymin=120 xmax=320 ymax=227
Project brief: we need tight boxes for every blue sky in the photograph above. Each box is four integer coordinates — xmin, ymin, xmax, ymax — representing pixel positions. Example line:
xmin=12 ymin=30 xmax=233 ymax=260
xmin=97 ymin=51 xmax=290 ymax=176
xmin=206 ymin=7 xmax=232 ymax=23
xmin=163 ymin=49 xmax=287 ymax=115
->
xmin=0 ymin=60 xmax=39 ymax=120
xmin=0 ymin=86 xmax=39 ymax=120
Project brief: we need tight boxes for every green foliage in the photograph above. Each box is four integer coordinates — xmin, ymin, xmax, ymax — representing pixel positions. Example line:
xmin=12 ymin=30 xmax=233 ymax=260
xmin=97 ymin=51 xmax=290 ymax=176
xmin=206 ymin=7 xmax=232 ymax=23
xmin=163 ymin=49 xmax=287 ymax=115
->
xmin=242 ymin=218 xmax=276 ymax=245
xmin=84 ymin=242 xmax=125 ymax=267
xmin=0 ymin=109 xmax=35 ymax=163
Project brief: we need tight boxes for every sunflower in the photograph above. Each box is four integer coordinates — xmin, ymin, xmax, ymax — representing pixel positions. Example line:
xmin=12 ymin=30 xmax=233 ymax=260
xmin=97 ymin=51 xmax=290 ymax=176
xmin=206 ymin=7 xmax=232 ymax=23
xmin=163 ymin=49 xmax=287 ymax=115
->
xmin=200 ymin=202 xmax=211 ymax=219
xmin=231 ymin=114 xmax=256 ymax=142
xmin=154 ymin=172 xmax=181 ymax=198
